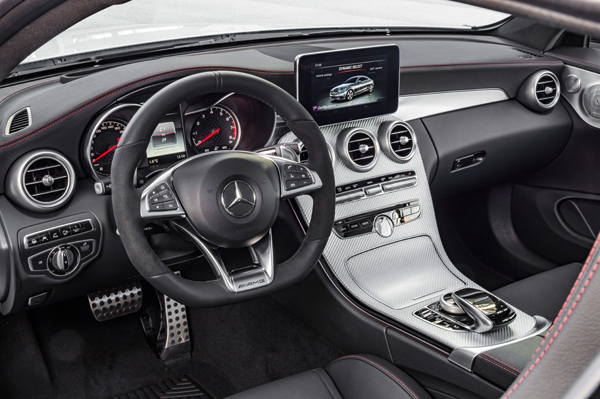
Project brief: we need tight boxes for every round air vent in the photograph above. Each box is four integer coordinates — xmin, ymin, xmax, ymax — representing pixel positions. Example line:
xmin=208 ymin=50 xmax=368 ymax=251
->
xmin=517 ymin=70 xmax=561 ymax=112
xmin=336 ymin=127 xmax=379 ymax=172
xmin=378 ymin=121 xmax=416 ymax=163
xmin=7 ymin=150 xmax=75 ymax=212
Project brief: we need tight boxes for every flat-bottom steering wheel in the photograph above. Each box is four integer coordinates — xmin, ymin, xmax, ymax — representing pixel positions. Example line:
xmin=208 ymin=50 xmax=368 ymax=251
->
xmin=111 ymin=71 xmax=335 ymax=307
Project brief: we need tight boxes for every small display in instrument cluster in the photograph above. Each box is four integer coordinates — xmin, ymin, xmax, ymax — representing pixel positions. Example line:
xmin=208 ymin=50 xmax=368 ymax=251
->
xmin=146 ymin=121 xmax=186 ymax=166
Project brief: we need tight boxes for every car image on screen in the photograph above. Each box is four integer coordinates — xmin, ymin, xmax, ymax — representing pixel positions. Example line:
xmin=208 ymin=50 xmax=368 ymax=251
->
xmin=329 ymin=75 xmax=374 ymax=101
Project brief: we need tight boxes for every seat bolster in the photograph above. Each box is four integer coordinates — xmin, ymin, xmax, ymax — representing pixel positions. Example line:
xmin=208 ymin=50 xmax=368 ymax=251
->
xmin=325 ymin=355 xmax=432 ymax=399
xmin=225 ymin=369 xmax=342 ymax=399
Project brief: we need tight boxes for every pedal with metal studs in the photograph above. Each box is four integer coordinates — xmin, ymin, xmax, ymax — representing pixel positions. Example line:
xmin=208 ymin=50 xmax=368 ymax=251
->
xmin=140 ymin=271 xmax=192 ymax=368
xmin=88 ymin=282 xmax=143 ymax=321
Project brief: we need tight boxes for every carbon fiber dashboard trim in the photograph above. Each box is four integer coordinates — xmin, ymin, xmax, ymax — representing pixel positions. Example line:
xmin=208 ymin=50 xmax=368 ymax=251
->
xmin=280 ymin=112 xmax=541 ymax=350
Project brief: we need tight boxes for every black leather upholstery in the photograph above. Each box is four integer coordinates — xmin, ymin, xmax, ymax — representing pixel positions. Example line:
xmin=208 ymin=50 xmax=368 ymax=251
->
xmin=226 ymin=355 xmax=431 ymax=399
xmin=493 ymin=262 xmax=582 ymax=322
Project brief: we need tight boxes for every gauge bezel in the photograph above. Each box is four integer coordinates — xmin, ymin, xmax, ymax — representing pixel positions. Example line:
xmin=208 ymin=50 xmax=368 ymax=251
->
xmin=84 ymin=103 xmax=141 ymax=180
xmin=189 ymin=104 xmax=242 ymax=154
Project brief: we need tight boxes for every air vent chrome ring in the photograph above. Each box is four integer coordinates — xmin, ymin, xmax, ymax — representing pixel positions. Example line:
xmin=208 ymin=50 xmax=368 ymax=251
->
xmin=336 ymin=127 xmax=379 ymax=172
xmin=377 ymin=121 xmax=416 ymax=163
xmin=517 ymin=70 xmax=561 ymax=112
xmin=4 ymin=107 xmax=32 ymax=136
xmin=6 ymin=149 xmax=76 ymax=212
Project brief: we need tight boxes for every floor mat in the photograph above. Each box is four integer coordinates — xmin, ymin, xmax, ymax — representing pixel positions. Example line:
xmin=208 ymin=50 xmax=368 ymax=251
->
xmin=113 ymin=375 xmax=213 ymax=399
xmin=0 ymin=293 xmax=344 ymax=399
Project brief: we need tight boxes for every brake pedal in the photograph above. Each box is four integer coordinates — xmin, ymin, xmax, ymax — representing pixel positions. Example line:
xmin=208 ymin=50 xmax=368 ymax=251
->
xmin=88 ymin=282 xmax=143 ymax=321
xmin=140 ymin=272 xmax=192 ymax=368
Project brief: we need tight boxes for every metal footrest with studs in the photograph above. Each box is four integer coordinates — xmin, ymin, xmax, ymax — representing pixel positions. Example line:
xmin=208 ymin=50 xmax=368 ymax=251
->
xmin=88 ymin=282 xmax=143 ymax=321
xmin=140 ymin=271 xmax=192 ymax=368
xmin=113 ymin=374 xmax=213 ymax=399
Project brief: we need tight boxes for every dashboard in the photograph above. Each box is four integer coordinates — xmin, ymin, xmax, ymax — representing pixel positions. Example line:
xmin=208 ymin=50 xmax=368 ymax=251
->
xmin=83 ymin=91 xmax=276 ymax=185
xmin=0 ymin=33 xmax=575 ymax=318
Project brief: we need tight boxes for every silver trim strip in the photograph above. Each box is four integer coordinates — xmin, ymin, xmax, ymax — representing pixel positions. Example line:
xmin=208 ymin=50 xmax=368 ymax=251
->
xmin=394 ymin=89 xmax=508 ymax=122
xmin=448 ymin=315 xmax=551 ymax=371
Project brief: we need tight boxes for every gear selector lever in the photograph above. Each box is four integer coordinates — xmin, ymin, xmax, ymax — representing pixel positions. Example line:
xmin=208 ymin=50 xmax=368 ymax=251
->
xmin=439 ymin=288 xmax=516 ymax=333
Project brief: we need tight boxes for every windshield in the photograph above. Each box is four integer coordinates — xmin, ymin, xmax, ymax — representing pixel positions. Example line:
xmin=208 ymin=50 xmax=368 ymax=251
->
xmin=21 ymin=0 xmax=508 ymax=64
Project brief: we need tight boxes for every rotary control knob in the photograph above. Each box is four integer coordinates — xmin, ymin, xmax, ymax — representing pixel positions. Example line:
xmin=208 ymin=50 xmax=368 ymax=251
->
xmin=48 ymin=245 xmax=79 ymax=275
xmin=374 ymin=215 xmax=394 ymax=238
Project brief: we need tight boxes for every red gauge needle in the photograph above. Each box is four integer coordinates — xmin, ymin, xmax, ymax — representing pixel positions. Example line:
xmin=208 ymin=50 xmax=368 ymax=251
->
xmin=196 ymin=128 xmax=220 ymax=146
xmin=93 ymin=138 xmax=120 ymax=163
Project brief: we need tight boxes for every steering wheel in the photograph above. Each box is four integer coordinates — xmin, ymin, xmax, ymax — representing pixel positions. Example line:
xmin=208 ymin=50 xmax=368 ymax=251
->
xmin=111 ymin=71 xmax=335 ymax=307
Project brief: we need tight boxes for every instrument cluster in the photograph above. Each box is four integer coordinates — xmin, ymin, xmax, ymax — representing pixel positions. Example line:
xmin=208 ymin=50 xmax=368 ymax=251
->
xmin=83 ymin=92 xmax=276 ymax=184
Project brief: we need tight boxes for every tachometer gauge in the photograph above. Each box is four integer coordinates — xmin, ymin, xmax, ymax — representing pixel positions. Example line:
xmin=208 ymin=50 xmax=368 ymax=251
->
xmin=190 ymin=106 xmax=240 ymax=153
xmin=89 ymin=120 xmax=125 ymax=177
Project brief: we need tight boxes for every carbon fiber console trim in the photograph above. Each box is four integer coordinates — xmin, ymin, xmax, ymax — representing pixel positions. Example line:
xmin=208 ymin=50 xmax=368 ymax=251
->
xmin=280 ymin=113 xmax=545 ymax=350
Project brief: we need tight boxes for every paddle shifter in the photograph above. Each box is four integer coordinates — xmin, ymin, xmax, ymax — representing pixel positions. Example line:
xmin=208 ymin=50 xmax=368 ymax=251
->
xmin=439 ymin=288 xmax=516 ymax=333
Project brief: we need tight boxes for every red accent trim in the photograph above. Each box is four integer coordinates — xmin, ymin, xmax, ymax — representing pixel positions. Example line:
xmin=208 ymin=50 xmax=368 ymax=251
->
xmin=0 ymin=67 xmax=292 ymax=152
xmin=481 ymin=353 xmax=522 ymax=373
xmin=502 ymin=234 xmax=600 ymax=398
xmin=546 ymin=52 xmax=600 ymax=69
xmin=478 ymin=355 xmax=520 ymax=377
xmin=333 ymin=355 xmax=418 ymax=399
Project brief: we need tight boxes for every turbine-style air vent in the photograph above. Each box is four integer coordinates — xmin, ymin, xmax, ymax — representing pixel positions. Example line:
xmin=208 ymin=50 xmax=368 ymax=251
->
xmin=5 ymin=107 xmax=31 ymax=135
xmin=336 ymin=128 xmax=379 ymax=172
xmin=517 ymin=70 xmax=561 ymax=112
xmin=535 ymin=73 xmax=559 ymax=107
xmin=6 ymin=150 xmax=75 ymax=212
xmin=378 ymin=121 xmax=416 ymax=163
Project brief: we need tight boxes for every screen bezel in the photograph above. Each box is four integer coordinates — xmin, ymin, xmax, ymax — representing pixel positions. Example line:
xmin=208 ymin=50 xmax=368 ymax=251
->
xmin=295 ymin=45 xmax=400 ymax=126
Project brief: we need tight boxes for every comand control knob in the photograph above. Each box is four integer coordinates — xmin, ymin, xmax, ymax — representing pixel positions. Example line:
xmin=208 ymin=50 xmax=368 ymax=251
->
xmin=48 ymin=245 xmax=79 ymax=275
xmin=374 ymin=215 xmax=394 ymax=238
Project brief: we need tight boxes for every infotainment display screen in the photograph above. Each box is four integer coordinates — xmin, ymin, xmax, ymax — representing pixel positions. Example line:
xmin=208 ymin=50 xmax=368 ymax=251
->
xmin=296 ymin=45 xmax=399 ymax=125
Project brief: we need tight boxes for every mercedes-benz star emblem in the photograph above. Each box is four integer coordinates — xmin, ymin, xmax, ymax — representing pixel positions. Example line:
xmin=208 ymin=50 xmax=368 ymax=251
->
xmin=221 ymin=180 xmax=256 ymax=217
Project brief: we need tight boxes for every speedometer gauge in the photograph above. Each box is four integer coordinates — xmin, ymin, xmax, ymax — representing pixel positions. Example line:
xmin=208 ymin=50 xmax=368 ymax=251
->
xmin=89 ymin=120 xmax=125 ymax=177
xmin=190 ymin=106 xmax=240 ymax=153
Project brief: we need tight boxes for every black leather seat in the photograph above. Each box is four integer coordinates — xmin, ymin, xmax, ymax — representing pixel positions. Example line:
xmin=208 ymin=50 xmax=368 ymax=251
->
xmin=493 ymin=262 xmax=581 ymax=321
xmin=225 ymin=354 xmax=431 ymax=399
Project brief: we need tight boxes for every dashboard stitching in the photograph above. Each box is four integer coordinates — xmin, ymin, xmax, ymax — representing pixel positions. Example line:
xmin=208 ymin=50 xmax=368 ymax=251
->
xmin=0 ymin=66 xmax=293 ymax=151
xmin=0 ymin=78 xmax=59 ymax=106
xmin=545 ymin=52 xmax=600 ymax=68
xmin=502 ymin=236 xmax=600 ymax=398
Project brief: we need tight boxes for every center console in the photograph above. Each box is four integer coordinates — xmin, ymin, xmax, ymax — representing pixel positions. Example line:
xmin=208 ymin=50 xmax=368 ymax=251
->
xmin=281 ymin=45 xmax=550 ymax=391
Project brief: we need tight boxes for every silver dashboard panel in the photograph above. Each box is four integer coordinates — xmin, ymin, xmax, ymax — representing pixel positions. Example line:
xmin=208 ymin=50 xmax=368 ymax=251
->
xmin=280 ymin=91 xmax=544 ymax=351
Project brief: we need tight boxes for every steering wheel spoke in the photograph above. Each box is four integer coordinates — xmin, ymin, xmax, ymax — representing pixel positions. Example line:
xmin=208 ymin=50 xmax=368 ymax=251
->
xmin=173 ymin=221 xmax=275 ymax=293
xmin=259 ymin=155 xmax=323 ymax=200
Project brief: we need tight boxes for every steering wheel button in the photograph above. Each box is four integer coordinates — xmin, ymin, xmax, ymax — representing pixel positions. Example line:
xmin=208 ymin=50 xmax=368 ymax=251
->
xmin=296 ymin=165 xmax=309 ymax=174
xmin=285 ymin=171 xmax=298 ymax=181
xmin=157 ymin=182 xmax=169 ymax=192
xmin=163 ymin=201 xmax=178 ymax=210
xmin=285 ymin=180 xmax=299 ymax=190
xmin=149 ymin=203 xmax=164 ymax=212
xmin=299 ymin=178 xmax=312 ymax=187
xmin=284 ymin=164 xmax=297 ymax=172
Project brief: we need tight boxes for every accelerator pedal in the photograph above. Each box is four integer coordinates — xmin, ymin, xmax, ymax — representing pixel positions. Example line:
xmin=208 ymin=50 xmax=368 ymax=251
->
xmin=113 ymin=374 xmax=213 ymax=399
xmin=88 ymin=282 xmax=143 ymax=321
xmin=140 ymin=271 xmax=192 ymax=368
